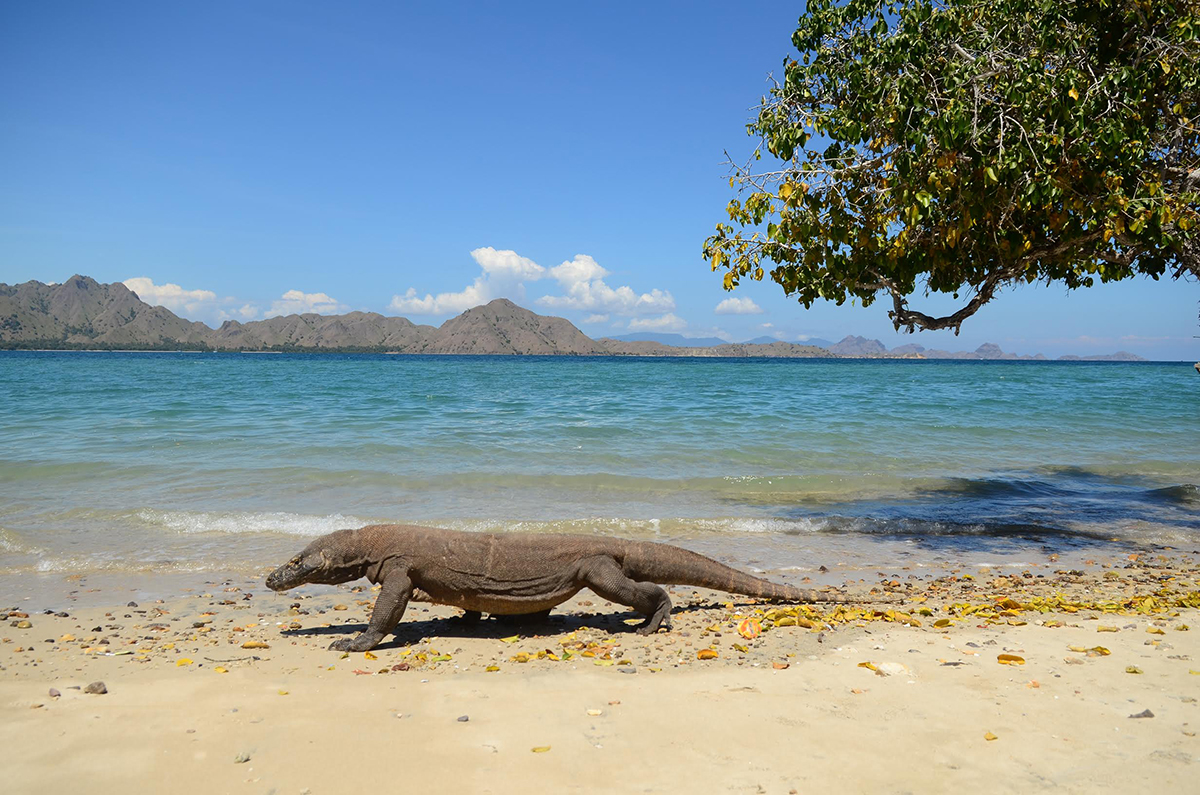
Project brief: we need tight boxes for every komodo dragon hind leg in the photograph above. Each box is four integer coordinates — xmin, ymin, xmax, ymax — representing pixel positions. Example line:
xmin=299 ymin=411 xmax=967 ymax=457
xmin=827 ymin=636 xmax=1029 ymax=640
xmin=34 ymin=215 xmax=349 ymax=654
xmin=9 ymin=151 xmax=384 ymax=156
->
xmin=578 ymin=556 xmax=672 ymax=635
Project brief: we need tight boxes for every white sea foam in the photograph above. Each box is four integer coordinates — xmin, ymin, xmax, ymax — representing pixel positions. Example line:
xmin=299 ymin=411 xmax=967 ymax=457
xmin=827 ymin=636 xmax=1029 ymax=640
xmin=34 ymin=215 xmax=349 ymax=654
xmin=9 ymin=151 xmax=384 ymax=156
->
xmin=0 ymin=528 xmax=43 ymax=556
xmin=31 ymin=556 xmax=219 ymax=574
xmin=135 ymin=509 xmax=372 ymax=536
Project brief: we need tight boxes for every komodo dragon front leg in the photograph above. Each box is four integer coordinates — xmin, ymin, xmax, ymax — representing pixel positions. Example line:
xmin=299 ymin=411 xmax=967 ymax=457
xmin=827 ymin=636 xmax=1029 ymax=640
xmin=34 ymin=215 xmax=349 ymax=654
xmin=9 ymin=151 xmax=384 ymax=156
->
xmin=329 ymin=571 xmax=413 ymax=652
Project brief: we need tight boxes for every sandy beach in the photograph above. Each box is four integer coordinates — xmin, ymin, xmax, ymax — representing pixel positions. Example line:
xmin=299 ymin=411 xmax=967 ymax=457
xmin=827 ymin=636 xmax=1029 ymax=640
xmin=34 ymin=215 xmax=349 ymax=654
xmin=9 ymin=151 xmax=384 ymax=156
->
xmin=3 ymin=550 xmax=1198 ymax=794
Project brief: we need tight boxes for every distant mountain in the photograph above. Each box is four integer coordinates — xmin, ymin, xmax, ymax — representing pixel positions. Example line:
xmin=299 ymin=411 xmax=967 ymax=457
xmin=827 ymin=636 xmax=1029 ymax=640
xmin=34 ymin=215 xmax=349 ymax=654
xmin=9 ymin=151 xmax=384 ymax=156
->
xmin=597 ymin=339 xmax=828 ymax=358
xmin=609 ymin=332 xmax=731 ymax=347
xmin=210 ymin=311 xmax=436 ymax=351
xmin=828 ymin=335 xmax=888 ymax=357
xmin=0 ymin=276 xmax=1149 ymax=361
xmin=425 ymin=299 xmax=602 ymax=355
xmin=0 ymin=275 xmax=213 ymax=349
xmin=918 ymin=343 xmax=1049 ymax=361
xmin=1057 ymin=351 xmax=1145 ymax=361
xmin=743 ymin=335 xmax=835 ymax=347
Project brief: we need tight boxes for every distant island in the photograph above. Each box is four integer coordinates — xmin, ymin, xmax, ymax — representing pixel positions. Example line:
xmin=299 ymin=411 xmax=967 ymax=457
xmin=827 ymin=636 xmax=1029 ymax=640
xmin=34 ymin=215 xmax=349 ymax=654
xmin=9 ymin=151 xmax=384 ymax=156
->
xmin=0 ymin=275 xmax=1145 ymax=361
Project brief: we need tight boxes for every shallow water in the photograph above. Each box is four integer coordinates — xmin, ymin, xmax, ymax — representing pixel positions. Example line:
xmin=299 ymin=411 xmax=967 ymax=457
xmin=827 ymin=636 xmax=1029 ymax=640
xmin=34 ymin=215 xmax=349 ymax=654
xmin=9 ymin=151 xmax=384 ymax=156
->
xmin=0 ymin=352 xmax=1196 ymax=599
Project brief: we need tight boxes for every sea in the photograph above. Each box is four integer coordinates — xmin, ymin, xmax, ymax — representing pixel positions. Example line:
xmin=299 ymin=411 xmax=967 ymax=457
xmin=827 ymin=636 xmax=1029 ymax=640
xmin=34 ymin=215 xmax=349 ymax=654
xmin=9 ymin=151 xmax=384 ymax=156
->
xmin=0 ymin=352 xmax=1197 ymax=603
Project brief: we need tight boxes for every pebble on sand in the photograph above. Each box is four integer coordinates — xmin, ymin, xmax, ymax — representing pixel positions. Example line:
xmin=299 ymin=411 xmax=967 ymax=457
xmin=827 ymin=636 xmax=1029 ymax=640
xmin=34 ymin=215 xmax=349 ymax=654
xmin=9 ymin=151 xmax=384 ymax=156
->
xmin=83 ymin=681 xmax=107 ymax=695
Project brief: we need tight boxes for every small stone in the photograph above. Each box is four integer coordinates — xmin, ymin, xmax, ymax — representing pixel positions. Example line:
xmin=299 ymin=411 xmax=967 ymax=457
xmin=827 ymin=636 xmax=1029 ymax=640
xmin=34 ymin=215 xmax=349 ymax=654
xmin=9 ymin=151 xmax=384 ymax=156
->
xmin=83 ymin=681 xmax=107 ymax=695
xmin=127 ymin=601 xmax=138 ymax=608
xmin=48 ymin=688 xmax=60 ymax=698
xmin=457 ymin=715 xmax=469 ymax=722
xmin=14 ymin=620 xmax=31 ymax=629
xmin=234 ymin=752 xmax=251 ymax=764
xmin=1129 ymin=709 xmax=1155 ymax=719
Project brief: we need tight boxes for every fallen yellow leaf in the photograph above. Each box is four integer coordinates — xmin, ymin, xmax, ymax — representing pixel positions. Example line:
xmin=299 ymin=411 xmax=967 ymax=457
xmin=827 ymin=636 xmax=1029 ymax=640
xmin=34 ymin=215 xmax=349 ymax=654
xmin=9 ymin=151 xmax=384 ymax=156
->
xmin=997 ymin=654 xmax=1025 ymax=665
xmin=1126 ymin=666 xmax=1143 ymax=674
xmin=485 ymin=665 xmax=500 ymax=672
xmin=531 ymin=746 xmax=551 ymax=753
xmin=738 ymin=618 xmax=762 ymax=640
xmin=364 ymin=651 xmax=377 ymax=660
xmin=696 ymin=649 xmax=718 ymax=660
xmin=176 ymin=658 xmax=193 ymax=667
xmin=214 ymin=666 xmax=228 ymax=674
xmin=241 ymin=641 xmax=270 ymax=649
xmin=499 ymin=635 xmax=520 ymax=643
xmin=858 ymin=661 xmax=877 ymax=671
xmin=1097 ymin=626 xmax=1118 ymax=633
xmin=985 ymin=732 xmax=998 ymax=741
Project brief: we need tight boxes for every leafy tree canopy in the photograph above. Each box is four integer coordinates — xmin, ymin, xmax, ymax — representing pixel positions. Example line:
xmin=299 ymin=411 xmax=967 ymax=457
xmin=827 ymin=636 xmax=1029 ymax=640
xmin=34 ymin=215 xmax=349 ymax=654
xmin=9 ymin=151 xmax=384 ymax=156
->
xmin=705 ymin=0 xmax=1200 ymax=332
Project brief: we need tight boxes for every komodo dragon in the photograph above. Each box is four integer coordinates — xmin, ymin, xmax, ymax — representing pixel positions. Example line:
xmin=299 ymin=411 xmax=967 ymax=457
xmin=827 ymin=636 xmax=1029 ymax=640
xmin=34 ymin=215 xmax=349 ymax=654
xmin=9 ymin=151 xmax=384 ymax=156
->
xmin=266 ymin=524 xmax=881 ymax=652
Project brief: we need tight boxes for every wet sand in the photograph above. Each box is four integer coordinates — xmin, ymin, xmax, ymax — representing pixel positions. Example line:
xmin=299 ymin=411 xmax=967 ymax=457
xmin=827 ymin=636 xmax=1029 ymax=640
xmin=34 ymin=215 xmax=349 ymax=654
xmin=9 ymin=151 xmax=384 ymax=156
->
xmin=2 ymin=550 xmax=1198 ymax=793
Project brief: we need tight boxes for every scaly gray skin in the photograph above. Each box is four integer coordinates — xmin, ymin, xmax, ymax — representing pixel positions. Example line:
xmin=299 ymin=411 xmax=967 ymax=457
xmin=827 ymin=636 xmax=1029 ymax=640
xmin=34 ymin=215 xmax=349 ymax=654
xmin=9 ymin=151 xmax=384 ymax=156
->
xmin=266 ymin=524 xmax=883 ymax=652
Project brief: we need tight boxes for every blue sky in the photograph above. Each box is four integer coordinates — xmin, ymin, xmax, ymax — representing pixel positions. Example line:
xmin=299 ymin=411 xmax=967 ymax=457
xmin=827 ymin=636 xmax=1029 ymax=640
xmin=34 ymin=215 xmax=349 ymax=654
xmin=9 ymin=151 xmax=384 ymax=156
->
xmin=1 ymin=2 xmax=1196 ymax=359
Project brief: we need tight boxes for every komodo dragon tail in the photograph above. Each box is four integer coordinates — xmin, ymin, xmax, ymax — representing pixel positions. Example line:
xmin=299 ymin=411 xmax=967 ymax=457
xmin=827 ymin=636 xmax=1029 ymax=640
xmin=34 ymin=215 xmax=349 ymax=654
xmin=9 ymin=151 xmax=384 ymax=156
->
xmin=621 ymin=540 xmax=894 ymax=603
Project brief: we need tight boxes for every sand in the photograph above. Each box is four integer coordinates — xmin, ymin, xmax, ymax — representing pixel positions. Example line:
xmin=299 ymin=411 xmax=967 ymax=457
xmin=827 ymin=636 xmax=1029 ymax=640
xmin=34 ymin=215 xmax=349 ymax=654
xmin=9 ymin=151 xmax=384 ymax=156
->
xmin=2 ymin=553 xmax=1198 ymax=794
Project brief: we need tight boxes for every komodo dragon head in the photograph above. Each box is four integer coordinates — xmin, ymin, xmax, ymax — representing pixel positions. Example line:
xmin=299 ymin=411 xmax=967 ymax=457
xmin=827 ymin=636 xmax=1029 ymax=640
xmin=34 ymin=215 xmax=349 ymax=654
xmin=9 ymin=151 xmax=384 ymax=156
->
xmin=266 ymin=529 xmax=366 ymax=591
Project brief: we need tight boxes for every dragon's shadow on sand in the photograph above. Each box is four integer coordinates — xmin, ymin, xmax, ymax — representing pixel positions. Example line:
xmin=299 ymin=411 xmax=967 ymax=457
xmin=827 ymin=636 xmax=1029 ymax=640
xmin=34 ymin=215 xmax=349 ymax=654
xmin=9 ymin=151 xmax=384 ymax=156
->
xmin=281 ymin=601 xmax=733 ymax=651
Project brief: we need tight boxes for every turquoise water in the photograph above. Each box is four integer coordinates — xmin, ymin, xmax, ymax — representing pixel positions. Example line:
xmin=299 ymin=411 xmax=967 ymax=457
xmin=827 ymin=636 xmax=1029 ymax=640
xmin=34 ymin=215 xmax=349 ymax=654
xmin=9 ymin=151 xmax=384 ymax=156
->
xmin=0 ymin=352 xmax=1197 ymax=594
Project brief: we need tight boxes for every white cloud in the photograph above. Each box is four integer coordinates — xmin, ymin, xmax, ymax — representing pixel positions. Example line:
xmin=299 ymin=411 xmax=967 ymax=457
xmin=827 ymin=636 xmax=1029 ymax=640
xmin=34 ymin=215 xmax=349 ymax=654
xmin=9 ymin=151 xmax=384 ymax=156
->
xmin=714 ymin=296 xmax=764 ymax=315
xmin=124 ymin=277 xmax=218 ymax=315
xmin=389 ymin=281 xmax=491 ymax=315
xmin=549 ymin=254 xmax=609 ymax=286
xmin=217 ymin=303 xmax=260 ymax=322
xmin=391 ymin=249 xmax=676 ymax=319
xmin=538 ymin=254 xmax=675 ymax=316
xmin=583 ymin=314 xmax=610 ymax=324
xmin=628 ymin=313 xmax=687 ymax=332
xmin=471 ymin=247 xmax=545 ymax=280
xmin=390 ymin=248 xmax=538 ymax=316
xmin=123 ymin=276 xmax=258 ymax=325
xmin=266 ymin=289 xmax=349 ymax=317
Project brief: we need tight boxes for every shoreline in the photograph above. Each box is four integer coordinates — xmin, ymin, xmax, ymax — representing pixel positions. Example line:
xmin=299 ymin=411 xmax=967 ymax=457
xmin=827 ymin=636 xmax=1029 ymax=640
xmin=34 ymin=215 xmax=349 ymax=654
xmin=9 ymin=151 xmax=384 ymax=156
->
xmin=3 ymin=349 xmax=1185 ymax=361
xmin=3 ymin=551 xmax=1197 ymax=792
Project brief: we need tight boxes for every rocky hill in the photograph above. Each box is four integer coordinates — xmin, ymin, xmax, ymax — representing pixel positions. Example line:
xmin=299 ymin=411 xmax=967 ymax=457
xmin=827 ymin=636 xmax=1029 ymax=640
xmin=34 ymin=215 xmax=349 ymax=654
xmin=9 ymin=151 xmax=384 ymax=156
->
xmin=0 ymin=276 xmax=1147 ymax=360
xmin=0 ymin=275 xmax=213 ymax=349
